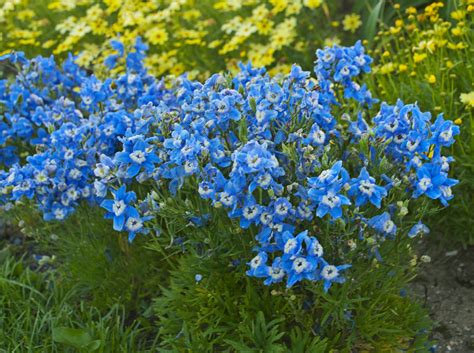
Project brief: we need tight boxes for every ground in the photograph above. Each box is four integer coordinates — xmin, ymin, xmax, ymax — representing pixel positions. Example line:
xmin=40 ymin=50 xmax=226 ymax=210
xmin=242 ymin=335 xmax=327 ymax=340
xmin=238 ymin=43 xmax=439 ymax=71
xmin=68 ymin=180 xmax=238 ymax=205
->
xmin=412 ymin=243 xmax=474 ymax=352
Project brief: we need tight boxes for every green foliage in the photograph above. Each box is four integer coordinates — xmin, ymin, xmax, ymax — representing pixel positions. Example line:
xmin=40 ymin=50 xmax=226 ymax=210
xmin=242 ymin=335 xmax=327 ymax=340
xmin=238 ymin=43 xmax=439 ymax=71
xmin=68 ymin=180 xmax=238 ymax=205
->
xmin=353 ymin=0 xmax=458 ymax=44
xmin=12 ymin=203 xmax=168 ymax=312
xmin=0 ymin=253 xmax=160 ymax=352
xmin=147 ymin=192 xmax=433 ymax=352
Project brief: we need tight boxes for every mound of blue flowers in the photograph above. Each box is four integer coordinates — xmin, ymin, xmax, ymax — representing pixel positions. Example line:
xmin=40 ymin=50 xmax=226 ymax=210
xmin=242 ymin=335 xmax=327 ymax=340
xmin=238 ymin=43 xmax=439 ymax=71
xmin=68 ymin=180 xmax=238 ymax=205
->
xmin=0 ymin=39 xmax=459 ymax=290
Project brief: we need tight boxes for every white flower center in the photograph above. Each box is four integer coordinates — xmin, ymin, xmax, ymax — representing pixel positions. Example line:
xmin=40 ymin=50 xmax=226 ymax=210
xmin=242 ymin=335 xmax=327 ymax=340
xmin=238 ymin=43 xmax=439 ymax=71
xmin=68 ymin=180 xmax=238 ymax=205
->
xmin=440 ymin=185 xmax=452 ymax=198
xmin=322 ymin=191 xmax=339 ymax=208
xmin=385 ymin=120 xmax=398 ymax=132
xmin=312 ymin=130 xmax=326 ymax=144
xmin=284 ymin=238 xmax=297 ymax=254
xmin=276 ymin=203 xmax=288 ymax=216
xmin=126 ymin=217 xmax=143 ymax=232
xmin=220 ymin=192 xmax=235 ymax=206
xmin=293 ymin=257 xmax=309 ymax=273
xmin=340 ymin=66 xmax=350 ymax=76
xmin=130 ymin=151 xmax=146 ymax=164
xmin=54 ymin=209 xmax=66 ymax=220
xmin=270 ymin=267 xmax=285 ymax=280
xmin=260 ymin=212 xmax=271 ymax=225
xmin=310 ymin=242 xmax=324 ymax=257
xmin=418 ymin=177 xmax=431 ymax=191
xmin=247 ymin=154 xmax=261 ymax=168
xmin=250 ymin=255 xmax=262 ymax=268
xmin=113 ymin=200 xmax=126 ymax=216
xmin=383 ymin=220 xmax=395 ymax=233
xmin=440 ymin=129 xmax=452 ymax=142
xmin=258 ymin=173 xmax=271 ymax=186
xmin=321 ymin=265 xmax=338 ymax=280
xmin=243 ymin=205 xmax=258 ymax=219
xmin=359 ymin=180 xmax=375 ymax=196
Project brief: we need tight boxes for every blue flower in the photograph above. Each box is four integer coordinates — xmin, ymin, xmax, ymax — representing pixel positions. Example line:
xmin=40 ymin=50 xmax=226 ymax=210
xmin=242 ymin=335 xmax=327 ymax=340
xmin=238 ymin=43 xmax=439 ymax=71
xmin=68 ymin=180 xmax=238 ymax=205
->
xmin=263 ymin=257 xmax=286 ymax=285
xmin=308 ymin=162 xmax=351 ymax=219
xmin=431 ymin=115 xmax=460 ymax=148
xmin=100 ymin=185 xmax=137 ymax=231
xmin=348 ymin=167 xmax=387 ymax=208
xmin=368 ymin=212 xmax=397 ymax=237
xmin=320 ymin=259 xmax=351 ymax=292
xmin=246 ymin=251 xmax=269 ymax=278
xmin=115 ymin=137 xmax=160 ymax=178
xmin=238 ymin=195 xmax=262 ymax=228
xmin=412 ymin=163 xmax=458 ymax=206
xmin=408 ymin=222 xmax=430 ymax=238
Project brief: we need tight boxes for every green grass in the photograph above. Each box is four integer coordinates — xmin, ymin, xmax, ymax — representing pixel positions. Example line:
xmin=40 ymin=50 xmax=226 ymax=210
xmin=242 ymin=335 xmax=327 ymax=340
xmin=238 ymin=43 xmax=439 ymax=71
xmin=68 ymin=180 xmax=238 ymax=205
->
xmin=0 ymin=253 xmax=161 ymax=352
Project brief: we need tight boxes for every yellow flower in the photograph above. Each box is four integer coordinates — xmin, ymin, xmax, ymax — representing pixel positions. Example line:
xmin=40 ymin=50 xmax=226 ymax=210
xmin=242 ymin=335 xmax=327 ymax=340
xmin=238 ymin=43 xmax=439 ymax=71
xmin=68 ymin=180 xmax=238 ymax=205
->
xmin=145 ymin=27 xmax=168 ymax=46
xmin=303 ymin=0 xmax=322 ymax=9
xmin=379 ymin=62 xmax=396 ymax=75
xmin=451 ymin=10 xmax=466 ymax=21
xmin=342 ymin=13 xmax=362 ymax=33
xmin=451 ymin=27 xmax=464 ymax=36
xmin=389 ymin=26 xmax=401 ymax=35
xmin=413 ymin=53 xmax=427 ymax=63
xmin=460 ymin=92 xmax=474 ymax=108
xmin=454 ymin=118 xmax=462 ymax=124
xmin=426 ymin=74 xmax=436 ymax=84
xmin=398 ymin=64 xmax=408 ymax=72
xmin=324 ymin=37 xmax=341 ymax=47
xmin=256 ymin=19 xmax=274 ymax=35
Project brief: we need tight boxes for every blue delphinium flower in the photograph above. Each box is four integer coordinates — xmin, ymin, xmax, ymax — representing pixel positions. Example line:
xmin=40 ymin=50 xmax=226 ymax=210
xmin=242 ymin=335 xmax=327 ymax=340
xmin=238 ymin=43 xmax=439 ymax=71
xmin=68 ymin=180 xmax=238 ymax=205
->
xmin=368 ymin=212 xmax=397 ymax=237
xmin=308 ymin=162 xmax=351 ymax=219
xmin=319 ymin=259 xmax=351 ymax=292
xmin=259 ymin=257 xmax=285 ymax=285
xmin=246 ymin=251 xmax=269 ymax=278
xmin=115 ymin=137 xmax=160 ymax=178
xmin=100 ymin=185 xmax=137 ymax=231
xmin=430 ymin=115 xmax=460 ymax=148
xmin=348 ymin=167 xmax=387 ymax=208
xmin=408 ymin=221 xmax=430 ymax=238
xmin=412 ymin=163 xmax=458 ymax=206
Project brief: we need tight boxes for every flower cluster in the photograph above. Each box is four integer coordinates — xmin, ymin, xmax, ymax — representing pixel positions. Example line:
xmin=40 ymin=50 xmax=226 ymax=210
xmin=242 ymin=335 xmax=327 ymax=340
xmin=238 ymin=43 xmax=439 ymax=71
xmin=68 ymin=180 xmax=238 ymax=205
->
xmin=0 ymin=40 xmax=458 ymax=290
xmin=0 ymin=0 xmax=362 ymax=78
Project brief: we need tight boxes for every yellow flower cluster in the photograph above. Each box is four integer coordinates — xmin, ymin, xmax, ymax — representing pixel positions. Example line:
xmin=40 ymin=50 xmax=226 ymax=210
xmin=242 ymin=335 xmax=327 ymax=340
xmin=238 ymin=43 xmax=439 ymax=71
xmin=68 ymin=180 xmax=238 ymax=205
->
xmin=0 ymin=0 xmax=359 ymax=79
xmin=369 ymin=1 xmax=473 ymax=113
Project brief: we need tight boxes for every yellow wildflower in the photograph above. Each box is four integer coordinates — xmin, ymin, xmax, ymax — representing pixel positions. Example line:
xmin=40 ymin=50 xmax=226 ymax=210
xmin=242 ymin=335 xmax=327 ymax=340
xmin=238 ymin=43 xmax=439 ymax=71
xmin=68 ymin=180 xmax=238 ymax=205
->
xmin=451 ymin=10 xmax=466 ymax=21
xmin=426 ymin=74 xmax=436 ymax=84
xmin=413 ymin=53 xmax=427 ymax=63
xmin=398 ymin=64 xmax=408 ymax=72
xmin=460 ymin=92 xmax=474 ymax=108
xmin=303 ymin=0 xmax=322 ymax=9
xmin=342 ymin=13 xmax=362 ymax=33
xmin=145 ymin=27 xmax=168 ymax=46
xmin=324 ymin=37 xmax=341 ymax=47
xmin=451 ymin=27 xmax=464 ymax=36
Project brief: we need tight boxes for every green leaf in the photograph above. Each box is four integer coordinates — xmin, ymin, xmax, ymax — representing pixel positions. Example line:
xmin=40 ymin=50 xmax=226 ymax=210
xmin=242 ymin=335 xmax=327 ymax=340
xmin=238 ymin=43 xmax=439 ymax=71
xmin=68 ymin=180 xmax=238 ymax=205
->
xmin=364 ymin=0 xmax=385 ymax=43
xmin=52 ymin=327 xmax=96 ymax=349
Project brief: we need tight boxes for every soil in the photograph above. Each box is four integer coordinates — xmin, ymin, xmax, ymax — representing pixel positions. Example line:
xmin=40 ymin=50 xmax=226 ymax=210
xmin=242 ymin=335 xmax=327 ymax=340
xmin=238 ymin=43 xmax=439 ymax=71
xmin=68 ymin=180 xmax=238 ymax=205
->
xmin=411 ymin=244 xmax=474 ymax=352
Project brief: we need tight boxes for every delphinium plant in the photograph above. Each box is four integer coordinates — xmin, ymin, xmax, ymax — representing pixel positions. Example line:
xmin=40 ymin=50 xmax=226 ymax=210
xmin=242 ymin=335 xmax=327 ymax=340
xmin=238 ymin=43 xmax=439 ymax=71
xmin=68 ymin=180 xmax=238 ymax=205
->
xmin=368 ymin=0 xmax=474 ymax=245
xmin=0 ymin=39 xmax=458 ymax=350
